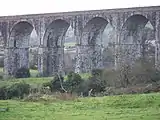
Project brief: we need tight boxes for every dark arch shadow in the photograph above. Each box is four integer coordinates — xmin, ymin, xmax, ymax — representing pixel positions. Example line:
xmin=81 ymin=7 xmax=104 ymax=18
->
xmin=6 ymin=21 xmax=34 ymax=76
xmin=119 ymin=14 xmax=155 ymax=66
xmin=79 ymin=17 xmax=109 ymax=72
xmin=10 ymin=21 xmax=34 ymax=47
xmin=43 ymin=19 xmax=70 ymax=76
xmin=82 ymin=17 xmax=108 ymax=45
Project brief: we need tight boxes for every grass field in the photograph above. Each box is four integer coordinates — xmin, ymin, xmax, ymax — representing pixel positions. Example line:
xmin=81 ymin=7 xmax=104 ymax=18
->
xmin=0 ymin=72 xmax=91 ymax=88
xmin=0 ymin=77 xmax=52 ymax=88
xmin=0 ymin=93 xmax=160 ymax=120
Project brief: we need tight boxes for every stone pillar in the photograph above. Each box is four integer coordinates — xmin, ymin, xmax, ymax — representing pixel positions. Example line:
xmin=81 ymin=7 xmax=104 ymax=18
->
xmin=113 ymin=16 xmax=122 ymax=70
xmin=155 ymin=12 xmax=160 ymax=69
xmin=75 ymin=44 xmax=103 ymax=73
xmin=75 ymin=44 xmax=90 ymax=73
xmin=58 ymin=46 xmax=65 ymax=75
xmin=57 ymin=34 xmax=65 ymax=75
xmin=37 ymin=18 xmax=46 ymax=76
xmin=74 ymin=18 xmax=83 ymax=73
xmin=114 ymin=29 xmax=121 ymax=70
xmin=75 ymin=45 xmax=83 ymax=73
xmin=38 ymin=46 xmax=44 ymax=75
xmin=4 ymin=47 xmax=9 ymax=77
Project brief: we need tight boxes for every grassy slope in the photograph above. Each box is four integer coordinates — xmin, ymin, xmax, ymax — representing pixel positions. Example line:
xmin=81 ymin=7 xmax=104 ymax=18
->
xmin=0 ymin=93 xmax=160 ymax=120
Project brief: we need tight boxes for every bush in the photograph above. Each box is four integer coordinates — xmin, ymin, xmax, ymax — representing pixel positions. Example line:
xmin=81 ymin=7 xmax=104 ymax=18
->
xmin=124 ymin=61 xmax=160 ymax=85
xmin=102 ymin=69 xmax=121 ymax=87
xmin=15 ymin=67 xmax=30 ymax=78
xmin=65 ymin=72 xmax=84 ymax=93
xmin=0 ymin=56 xmax=4 ymax=67
xmin=49 ymin=74 xmax=64 ymax=92
xmin=87 ymin=76 xmax=106 ymax=94
xmin=7 ymin=82 xmax=30 ymax=99
xmin=0 ymin=86 xmax=8 ymax=100
xmin=0 ymin=82 xmax=30 ymax=100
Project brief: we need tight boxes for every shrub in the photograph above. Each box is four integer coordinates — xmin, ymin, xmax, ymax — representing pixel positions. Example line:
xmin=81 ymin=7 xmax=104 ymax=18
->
xmin=125 ymin=61 xmax=160 ymax=85
xmin=102 ymin=69 xmax=121 ymax=87
xmin=65 ymin=72 xmax=84 ymax=93
xmin=78 ymin=80 xmax=90 ymax=96
xmin=7 ymin=82 xmax=30 ymax=99
xmin=150 ymin=70 xmax=160 ymax=83
xmin=50 ymin=74 xmax=65 ymax=92
xmin=15 ymin=67 xmax=30 ymax=78
xmin=87 ymin=76 xmax=106 ymax=94
xmin=0 ymin=56 xmax=4 ymax=67
xmin=0 ymin=74 xmax=3 ymax=80
xmin=0 ymin=82 xmax=30 ymax=100
xmin=0 ymin=86 xmax=8 ymax=100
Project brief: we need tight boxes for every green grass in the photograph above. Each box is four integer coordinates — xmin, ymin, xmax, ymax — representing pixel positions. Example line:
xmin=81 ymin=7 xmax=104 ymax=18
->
xmin=0 ymin=71 xmax=91 ymax=87
xmin=0 ymin=93 xmax=160 ymax=120
xmin=0 ymin=68 xmax=52 ymax=87
xmin=0 ymin=67 xmax=3 ymax=73
xmin=0 ymin=77 xmax=52 ymax=87
xmin=30 ymin=69 xmax=39 ymax=77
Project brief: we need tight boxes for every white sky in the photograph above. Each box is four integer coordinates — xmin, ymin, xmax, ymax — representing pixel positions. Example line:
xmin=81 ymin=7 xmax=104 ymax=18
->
xmin=0 ymin=0 xmax=160 ymax=16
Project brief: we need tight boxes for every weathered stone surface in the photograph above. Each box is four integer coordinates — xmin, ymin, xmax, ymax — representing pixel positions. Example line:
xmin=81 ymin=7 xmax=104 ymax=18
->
xmin=0 ymin=6 xmax=159 ymax=76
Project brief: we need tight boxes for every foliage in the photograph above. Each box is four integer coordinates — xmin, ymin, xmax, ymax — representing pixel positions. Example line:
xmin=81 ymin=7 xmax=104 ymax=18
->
xmin=0 ymin=56 xmax=4 ymax=67
xmin=64 ymin=72 xmax=84 ymax=93
xmin=15 ymin=67 xmax=30 ymax=78
xmin=0 ymin=77 xmax=52 ymax=88
xmin=7 ymin=82 xmax=30 ymax=99
xmin=120 ymin=60 xmax=160 ymax=86
xmin=48 ymin=74 xmax=64 ymax=92
xmin=76 ymin=69 xmax=106 ymax=96
xmin=0 ymin=73 xmax=89 ymax=88
xmin=0 ymin=82 xmax=30 ymax=100
xmin=87 ymin=76 xmax=106 ymax=95
xmin=0 ymin=86 xmax=8 ymax=100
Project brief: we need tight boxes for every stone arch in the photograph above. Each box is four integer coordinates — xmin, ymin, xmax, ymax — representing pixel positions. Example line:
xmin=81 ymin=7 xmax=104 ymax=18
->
xmin=82 ymin=17 xmax=108 ymax=45
xmin=119 ymin=14 xmax=155 ymax=66
xmin=43 ymin=19 xmax=70 ymax=47
xmin=9 ymin=21 xmax=34 ymax=48
xmin=6 ymin=21 xmax=34 ymax=76
xmin=43 ymin=19 xmax=70 ymax=76
xmin=79 ymin=17 xmax=110 ymax=72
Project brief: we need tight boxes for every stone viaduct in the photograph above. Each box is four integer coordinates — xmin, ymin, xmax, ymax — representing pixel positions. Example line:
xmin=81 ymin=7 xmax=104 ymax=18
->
xmin=0 ymin=5 xmax=160 ymax=76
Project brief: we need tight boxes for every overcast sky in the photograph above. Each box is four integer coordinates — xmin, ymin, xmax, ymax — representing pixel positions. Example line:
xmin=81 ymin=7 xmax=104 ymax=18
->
xmin=0 ymin=0 xmax=160 ymax=16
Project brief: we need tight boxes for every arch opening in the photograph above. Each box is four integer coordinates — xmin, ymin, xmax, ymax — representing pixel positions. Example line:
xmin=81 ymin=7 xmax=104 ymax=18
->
xmin=63 ymin=25 xmax=76 ymax=74
xmin=43 ymin=19 xmax=70 ymax=76
xmin=29 ymin=29 xmax=39 ymax=77
xmin=102 ymin=23 xmax=116 ymax=70
xmin=120 ymin=14 xmax=155 ymax=67
xmin=7 ymin=21 xmax=35 ymax=76
xmin=80 ymin=17 xmax=112 ymax=72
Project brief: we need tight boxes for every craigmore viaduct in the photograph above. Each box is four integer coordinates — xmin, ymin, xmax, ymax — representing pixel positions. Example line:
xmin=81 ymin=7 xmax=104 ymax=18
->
xmin=0 ymin=5 xmax=160 ymax=76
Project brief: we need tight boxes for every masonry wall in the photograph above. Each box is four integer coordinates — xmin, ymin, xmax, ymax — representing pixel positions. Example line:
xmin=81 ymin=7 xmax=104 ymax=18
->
xmin=0 ymin=6 xmax=159 ymax=76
